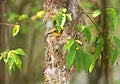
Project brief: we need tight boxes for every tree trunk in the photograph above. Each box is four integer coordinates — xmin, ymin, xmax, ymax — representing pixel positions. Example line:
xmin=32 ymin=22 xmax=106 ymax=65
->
xmin=0 ymin=0 xmax=10 ymax=84
xmin=100 ymin=0 xmax=111 ymax=84
xmin=43 ymin=0 xmax=86 ymax=83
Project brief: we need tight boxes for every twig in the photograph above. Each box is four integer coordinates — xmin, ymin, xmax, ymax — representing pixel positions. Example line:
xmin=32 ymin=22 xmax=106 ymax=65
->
xmin=0 ymin=22 xmax=15 ymax=27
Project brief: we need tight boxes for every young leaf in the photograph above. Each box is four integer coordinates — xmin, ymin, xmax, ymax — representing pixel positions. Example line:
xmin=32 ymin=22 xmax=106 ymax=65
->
xmin=74 ymin=49 xmax=83 ymax=72
xmin=15 ymin=56 xmax=22 ymax=71
xmin=11 ymin=48 xmax=26 ymax=56
xmin=12 ymin=24 xmax=20 ymax=37
xmin=66 ymin=14 xmax=72 ymax=21
xmin=93 ymin=10 xmax=101 ymax=17
xmin=95 ymin=37 xmax=104 ymax=60
xmin=36 ymin=10 xmax=45 ymax=18
xmin=66 ymin=49 xmax=76 ymax=69
xmin=77 ymin=24 xmax=85 ymax=32
xmin=61 ymin=8 xmax=67 ymax=13
xmin=56 ymin=13 xmax=66 ymax=32
xmin=107 ymin=8 xmax=118 ymax=31
xmin=83 ymin=52 xmax=92 ymax=72
xmin=63 ymin=38 xmax=75 ymax=51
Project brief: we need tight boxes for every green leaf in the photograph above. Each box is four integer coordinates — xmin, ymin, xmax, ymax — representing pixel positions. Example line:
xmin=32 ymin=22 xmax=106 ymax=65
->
xmin=56 ymin=13 xmax=66 ymax=32
xmin=74 ymin=49 xmax=83 ymax=72
xmin=36 ymin=10 xmax=45 ymax=18
xmin=11 ymin=48 xmax=26 ymax=56
xmin=63 ymin=38 xmax=75 ymax=51
xmin=75 ymin=40 xmax=82 ymax=45
xmin=18 ymin=14 xmax=28 ymax=20
xmin=84 ymin=27 xmax=92 ymax=43
xmin=12 ymin=24 xmax=20 ymax=37
xmin=8 ymin=13 xmax=19 ymax=22
xmin=7 ymin=57 xmax=15 ymax=76
xmin=93 ymin=10 xmax=101 ymax=17
xmin=5 ymin=51 xmax=12 ymax=63
xmin=0 ymin=51 xmax=8 ymax=60
xmin=95 ymin=37 xmax=104 ymax=60
xmin=7 ymin=58 xmax=14 ymax=71
xmin=113 ymin=36 xmax=120 ymax=50
xmin=109 ymin=45 xmax=119 ymax=65
xmin=89 ymin=60 xmax=95 ymax=73
xmin=15 ymin=56 xmax=22 ymax=71
xmin=77 ymin=24 xmax=85 ymax=32
xmin=60 ymin=8 xmax=67 ymax=13
xmin=66 ymin=14 xmax=72 ymax=21
xmin=0 ymin=56 xmax=2 ymax=61
xmin=66 ymin=49 xmax=76 ymax=69
xmin=107 ymin=8 xmax=118 ymax=31
xmin=83 ymin=52 xmax=92 ymax=72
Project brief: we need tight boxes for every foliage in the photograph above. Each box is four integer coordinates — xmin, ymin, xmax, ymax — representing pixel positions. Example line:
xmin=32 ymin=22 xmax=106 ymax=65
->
xmin=92 ymin=9 xmax=101 ymax=17
xmin=0 ymin=48 xmax=26 ymax=75
xmin=106 ymin=8 xmax=118 ymax=31
xmin=64 ymin=39 xmax=92 ymax=72
xmin=32 ymin=6 xmax=119 ymax=73
xmin=12 ymin=24 xmax=20 ymax=37
xmin=55 ymin=8 xmax=72 ymax=33
xmin=0 ymin=21 xmax=26 ymax=75
xmin=63 ymin=8 xmax=119 ymax=73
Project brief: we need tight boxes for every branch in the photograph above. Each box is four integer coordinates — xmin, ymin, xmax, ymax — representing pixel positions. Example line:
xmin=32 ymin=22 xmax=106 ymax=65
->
xmin=0 ymin=22 xmax=15 ymax=27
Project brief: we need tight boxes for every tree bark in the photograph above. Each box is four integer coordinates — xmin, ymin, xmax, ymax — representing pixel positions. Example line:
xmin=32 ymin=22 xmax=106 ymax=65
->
xmin=101 ymin=0 xmax=111 ymax=84
xmin=0 ymin=0 xmax=10 ymax=84
xmin=43 ymin=0 xmax=86 ymax=83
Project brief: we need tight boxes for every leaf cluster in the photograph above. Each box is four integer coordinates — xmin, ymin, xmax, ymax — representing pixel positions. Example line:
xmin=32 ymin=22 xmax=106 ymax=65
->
xmin=0 ymin=49 xmax=26 ymax=75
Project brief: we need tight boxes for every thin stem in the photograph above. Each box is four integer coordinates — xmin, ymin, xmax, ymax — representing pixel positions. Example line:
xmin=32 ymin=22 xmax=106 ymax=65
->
xmin=0 ymin=22 xmax=15 ymax=27
xmin=80 ymin=8 xmax=104 ymax=36
xmin=79 ymin=6 xmax=118 ymax=53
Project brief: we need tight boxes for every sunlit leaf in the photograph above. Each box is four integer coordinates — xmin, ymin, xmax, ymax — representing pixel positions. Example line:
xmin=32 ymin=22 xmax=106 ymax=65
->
xmin=11 ymin=48 xmax=26 ymax=56
xmin=15 ymin=56 xmax=22 ymax=71
xmin=66 ymin=49 xmax=76 ymax=69
xmin=75 ymin=40 xmax=82 ymax=45
xmin=0 ymin=56 xmax=2 ymax=61
xmin=107 ymin=8 xmax=118 ymax=31
xmin=56 ymin=13 xmax=66 ymax=32
xmin=61 ymin=8 xmax=67 ymax=13
xmin=77 ymin=24 xmax=85 ymax=32
xmin=66 ymin=14 xmax=72 ymax=21
xmin=93 ymin=10 xmax=101 ymax=17
xmin=36 ymin=10 xmax=45 ymax=18
xmin=89 ymin=59 xmax=95 ymax=73
xmin=63 ymin=38 xmax=75 ymax=51
xmin=12 ymin=24 xmax=20 ymax=37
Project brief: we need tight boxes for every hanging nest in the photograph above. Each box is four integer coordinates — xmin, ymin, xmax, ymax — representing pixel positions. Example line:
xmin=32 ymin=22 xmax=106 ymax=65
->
xmin=43 ymin=0 xmax=86 ymax=83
